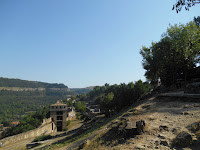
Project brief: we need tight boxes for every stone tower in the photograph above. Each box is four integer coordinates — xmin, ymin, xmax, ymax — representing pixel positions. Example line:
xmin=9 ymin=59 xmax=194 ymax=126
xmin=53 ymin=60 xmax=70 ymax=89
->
xmin=50 ymin=100 xmax=67 ymax=131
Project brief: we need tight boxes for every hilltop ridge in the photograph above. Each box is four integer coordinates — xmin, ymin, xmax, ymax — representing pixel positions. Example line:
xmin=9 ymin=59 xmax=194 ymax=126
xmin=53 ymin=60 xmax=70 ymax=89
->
xmin=0 ymin=77 xmax=68 ymax=89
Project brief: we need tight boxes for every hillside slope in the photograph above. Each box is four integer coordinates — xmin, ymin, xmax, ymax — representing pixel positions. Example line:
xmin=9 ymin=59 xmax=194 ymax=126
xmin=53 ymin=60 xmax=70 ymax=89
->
xmin=77 ymin=92 xmax=200 ymax=150
xmin=70 ymin=87 xmax=93 ymax=95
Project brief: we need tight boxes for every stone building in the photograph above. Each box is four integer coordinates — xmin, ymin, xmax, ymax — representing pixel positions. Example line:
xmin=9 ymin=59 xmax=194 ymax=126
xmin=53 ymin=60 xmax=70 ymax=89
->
xmin=50 ymin=101 xmax=67 ymax=131
xmin=67 ymin=107 xmax=76 ymax=121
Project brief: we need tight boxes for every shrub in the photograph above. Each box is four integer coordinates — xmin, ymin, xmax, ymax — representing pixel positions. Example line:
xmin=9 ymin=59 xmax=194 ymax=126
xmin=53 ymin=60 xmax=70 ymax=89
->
xmin=66 ymin=120 xmax=70 ymax=126
xmin=33 ymin=135 xmax=52 ymax=142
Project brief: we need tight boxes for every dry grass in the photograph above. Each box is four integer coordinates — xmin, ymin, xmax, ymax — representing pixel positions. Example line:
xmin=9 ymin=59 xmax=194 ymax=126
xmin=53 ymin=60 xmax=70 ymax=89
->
xmin=67 ymin=119 xmax=82 ymax=131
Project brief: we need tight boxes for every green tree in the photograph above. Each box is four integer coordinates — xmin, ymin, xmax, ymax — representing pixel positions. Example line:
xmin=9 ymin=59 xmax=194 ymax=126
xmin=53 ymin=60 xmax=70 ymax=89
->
xmin=75 ymin=101 xmax=86 ymax=113
xmin=0 ymin=124 xmax=3 ymax=131
xmin=100 ymin=92 xmax=114 ymax=117
xmin=194 ymin=16 xmax=200 ymax=27
xmin=140 ymin=20 xmax=200 ymax=86
xmin=1 ymin=106 xmax=49 ymax=138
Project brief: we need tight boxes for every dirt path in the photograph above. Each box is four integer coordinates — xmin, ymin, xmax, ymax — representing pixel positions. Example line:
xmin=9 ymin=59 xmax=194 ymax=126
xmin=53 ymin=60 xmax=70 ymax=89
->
xmin=32 ymin=121 xmax=83 ymax=150
xmin=0 ymin=137 xmax=35 ymax=150
xmin=57 ymin=129 xmax=103 ymax=150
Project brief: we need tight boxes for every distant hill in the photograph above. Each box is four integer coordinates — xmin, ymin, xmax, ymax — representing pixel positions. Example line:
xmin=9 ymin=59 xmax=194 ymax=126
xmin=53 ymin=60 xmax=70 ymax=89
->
xmin=70 ymin=86 xmax=95 ymax=95
xmin=0 ymin=77 xmax=68 ymax=88
xmin=0 ymin=77 xmax=75 ymax=124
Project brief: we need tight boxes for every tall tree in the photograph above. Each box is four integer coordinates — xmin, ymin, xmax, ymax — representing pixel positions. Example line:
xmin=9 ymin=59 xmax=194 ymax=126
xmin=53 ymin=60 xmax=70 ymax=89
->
xmin=140 ymin=20 xmax=200 ymax=86
xmin=100 ymin=92 xmax=114 ymax=117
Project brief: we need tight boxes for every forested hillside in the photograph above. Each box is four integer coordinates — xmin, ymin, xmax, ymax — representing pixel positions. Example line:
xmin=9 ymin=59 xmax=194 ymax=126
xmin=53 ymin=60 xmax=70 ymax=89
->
xmin=70 ymin=87 xmax=93 ymax=95
xmin=0 ymin=77 xmax=75 ymax=124
xmin=78 ymin=80 xmax=151 ymax=118
xmin=0 ymin=77 xmax=68 ymax=88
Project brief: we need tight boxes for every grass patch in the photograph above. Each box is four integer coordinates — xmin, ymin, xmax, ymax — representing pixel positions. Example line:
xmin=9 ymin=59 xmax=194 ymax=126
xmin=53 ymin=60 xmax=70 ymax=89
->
xmin=33 ymin=135 xmax=52 ymax=142
xmin=67 ymin=119 xmax=81 ymax=130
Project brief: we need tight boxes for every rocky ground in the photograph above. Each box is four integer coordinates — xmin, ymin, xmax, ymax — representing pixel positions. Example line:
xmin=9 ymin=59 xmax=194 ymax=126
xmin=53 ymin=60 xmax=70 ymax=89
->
xmin=80 ymin=92 xmax=200 ymax=150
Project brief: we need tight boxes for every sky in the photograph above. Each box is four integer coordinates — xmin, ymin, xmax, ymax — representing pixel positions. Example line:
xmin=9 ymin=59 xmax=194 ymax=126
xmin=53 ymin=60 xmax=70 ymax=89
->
xmin=0 ymin=0 xmax=199 ymax=88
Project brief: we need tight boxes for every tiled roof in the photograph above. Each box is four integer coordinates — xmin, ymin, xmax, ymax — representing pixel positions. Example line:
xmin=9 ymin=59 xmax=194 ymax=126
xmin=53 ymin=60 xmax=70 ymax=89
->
xmin=11 ymin=121 xmax=20 ymax=125
xmin=50 ymin=100 xmax=67 ymax=106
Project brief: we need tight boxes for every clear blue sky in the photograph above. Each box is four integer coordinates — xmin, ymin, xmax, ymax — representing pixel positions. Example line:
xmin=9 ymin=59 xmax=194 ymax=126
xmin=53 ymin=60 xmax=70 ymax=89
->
xmin=0 ymin=0 xmax=199 ymax=88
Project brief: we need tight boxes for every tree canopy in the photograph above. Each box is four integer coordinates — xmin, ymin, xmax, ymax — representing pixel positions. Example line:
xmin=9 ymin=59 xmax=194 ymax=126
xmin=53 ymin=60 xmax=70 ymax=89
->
xmin=140 ymin=18 xmax=200 ymax=87
xmin=1 ymin=106 xmax=49 ymax=139
xmin=86 ymin=80 xmax=151 ymax=117
xmin=173 ymin=0 xmax=200 ymax=13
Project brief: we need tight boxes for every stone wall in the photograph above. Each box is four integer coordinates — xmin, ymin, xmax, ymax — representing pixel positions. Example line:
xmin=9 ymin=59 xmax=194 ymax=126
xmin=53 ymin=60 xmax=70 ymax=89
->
xmin=0 ymin=120 xmax=56 ymax=146
xmin=42 ymin=117 xmax=53 ymax=126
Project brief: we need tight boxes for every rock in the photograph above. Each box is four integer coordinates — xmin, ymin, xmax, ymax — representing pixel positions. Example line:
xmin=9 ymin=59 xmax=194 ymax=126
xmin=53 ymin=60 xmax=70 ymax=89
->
xmin=172 ymin=128 xmax=178 ymax=134
xmin=182 ymin=112 xmax=189 ymax=115
xmin=158 ymin=135 xmax=166 ymax=139
xmin=173 ymin=131 xmax=193 ymax=147
xmin=135 ymin=144 xmax=145 ymax=149
xmin=155 ymin=140 xmax=159 ymax=146
xmin=136 ymin=120 xmax=146 ymax=134
xmin=84 ymin=139 xmax=91 ymax=145
xmin=118 ymin=138 xmax=125 ymax=144
xmin=160 ymin=145 xmax=170 ymax=150
xmin=160 ymin=140 xmax=169 ymax=146
xmin=187 ymin=121 xmax=200 ymax=133
xmin=78 ymin=139 xmax=91 ymax=149
xmin=147 ymin=145 xmax=153 ymax=149
xmin=0 ymin=143 xmax=4 ymax=148
xmin=159 ymin=125 xmax=168 ymax=131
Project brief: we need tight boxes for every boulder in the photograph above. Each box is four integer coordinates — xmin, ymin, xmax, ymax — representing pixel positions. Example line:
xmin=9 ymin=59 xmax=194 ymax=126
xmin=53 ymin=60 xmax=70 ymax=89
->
xmin=187 ymin=121 xmax=200 ymax=133
xmin=173 ymin=131 xmax=193 ymax=147
xmin=136 ymin=120 xmax=146 ymax=134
